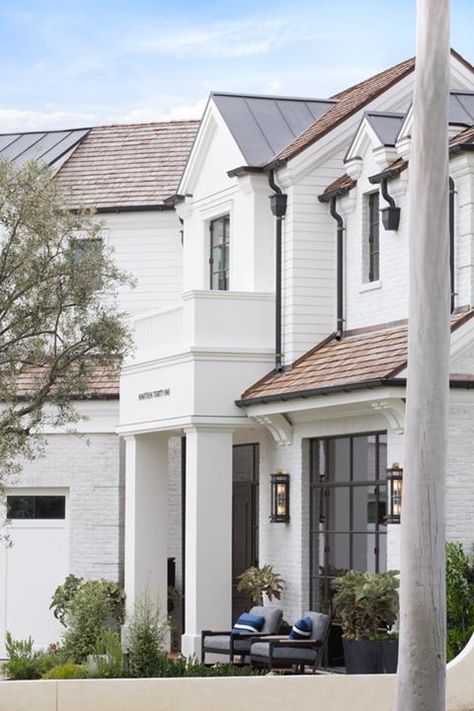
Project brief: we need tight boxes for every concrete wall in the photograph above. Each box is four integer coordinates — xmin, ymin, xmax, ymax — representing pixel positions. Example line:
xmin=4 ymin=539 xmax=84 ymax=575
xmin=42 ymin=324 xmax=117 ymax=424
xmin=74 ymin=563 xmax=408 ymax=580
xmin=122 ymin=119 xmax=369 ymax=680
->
xmin=1 ymin=634 xmax=473 ymax=711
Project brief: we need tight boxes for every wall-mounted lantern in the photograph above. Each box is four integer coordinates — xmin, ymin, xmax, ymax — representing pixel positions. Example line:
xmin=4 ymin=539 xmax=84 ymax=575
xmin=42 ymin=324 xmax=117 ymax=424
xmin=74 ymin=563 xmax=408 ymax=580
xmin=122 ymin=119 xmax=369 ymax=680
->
xmin=386 ymin=463 xmax=403 ymax=524
xmin=270 ymin=471 xmax=290 ymax=523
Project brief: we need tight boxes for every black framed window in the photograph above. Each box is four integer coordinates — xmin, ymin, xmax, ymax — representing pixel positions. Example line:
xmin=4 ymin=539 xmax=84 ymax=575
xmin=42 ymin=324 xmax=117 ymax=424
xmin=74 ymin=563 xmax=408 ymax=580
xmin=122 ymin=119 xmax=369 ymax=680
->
xmin=7 ymin=495 xmax=66 ymax=520
xmin=209 ymin=215 xmax=229 ymax=290
xmin=367 ymin=192 xmax=380 ymax=282
xmin=309 ymin=432 xmax=387 ymax=615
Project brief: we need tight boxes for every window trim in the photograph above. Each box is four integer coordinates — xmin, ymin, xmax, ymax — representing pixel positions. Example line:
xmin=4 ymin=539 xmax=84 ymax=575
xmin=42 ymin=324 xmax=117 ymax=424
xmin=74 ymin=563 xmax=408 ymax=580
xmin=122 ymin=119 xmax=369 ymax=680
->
xmin=367 ymin=192 xmax=380 ymax=283
xmin=209 ymin=214 xmax=230 ymax=291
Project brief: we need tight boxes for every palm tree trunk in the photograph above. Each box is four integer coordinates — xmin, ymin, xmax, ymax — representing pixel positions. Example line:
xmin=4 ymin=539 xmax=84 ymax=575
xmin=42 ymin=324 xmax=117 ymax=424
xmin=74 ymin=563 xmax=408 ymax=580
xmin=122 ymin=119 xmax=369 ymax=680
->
xmin=395 ymin=2 xmax=451 ymax=710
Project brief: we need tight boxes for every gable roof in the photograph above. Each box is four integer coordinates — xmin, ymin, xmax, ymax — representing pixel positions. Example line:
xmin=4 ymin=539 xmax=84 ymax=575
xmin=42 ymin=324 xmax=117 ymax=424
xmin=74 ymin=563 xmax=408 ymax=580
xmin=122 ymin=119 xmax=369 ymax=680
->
xmin=0 ymin=128 xmax=90 ymax=168
xmin=272 ymin=56 xmax=416 ymax=164
xmin=55 ymin=121 xmax=200 ymax=210
xmin=211 ymin=92 xmax=335 ymax=167
xmin=238 ymin=311 xmax=474 ymax=406
xmin=449 ymin=91 xmax=474 ymax=125
xmin=365 ymin=111 xmax=405 ymax=147
xmin=14 ymin=363 xmax=119 ymax=399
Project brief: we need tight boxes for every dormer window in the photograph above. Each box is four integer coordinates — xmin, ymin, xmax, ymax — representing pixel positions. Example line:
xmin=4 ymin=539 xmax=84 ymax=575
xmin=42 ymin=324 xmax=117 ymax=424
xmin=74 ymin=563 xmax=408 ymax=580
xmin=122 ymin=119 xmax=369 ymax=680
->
xmin=367 ymin=192 xmax=380 ymax=282
xmin=209 ymin=215 xmax=229 ymax=290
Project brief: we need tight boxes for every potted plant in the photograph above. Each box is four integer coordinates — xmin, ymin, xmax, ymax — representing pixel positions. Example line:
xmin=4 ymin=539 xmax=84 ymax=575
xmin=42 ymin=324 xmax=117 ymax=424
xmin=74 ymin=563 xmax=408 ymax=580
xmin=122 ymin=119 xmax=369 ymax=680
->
xmin=237 ymin=565 xmax=284 ymax=605
xmin=332 ymin=570 xmax=399 ymax=674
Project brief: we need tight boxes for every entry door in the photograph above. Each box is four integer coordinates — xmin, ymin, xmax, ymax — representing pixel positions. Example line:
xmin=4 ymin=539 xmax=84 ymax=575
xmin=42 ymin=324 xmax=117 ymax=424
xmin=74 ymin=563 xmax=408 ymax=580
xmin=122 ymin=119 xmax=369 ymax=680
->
xmin=232 ymin=444 xmax=259 ymax=622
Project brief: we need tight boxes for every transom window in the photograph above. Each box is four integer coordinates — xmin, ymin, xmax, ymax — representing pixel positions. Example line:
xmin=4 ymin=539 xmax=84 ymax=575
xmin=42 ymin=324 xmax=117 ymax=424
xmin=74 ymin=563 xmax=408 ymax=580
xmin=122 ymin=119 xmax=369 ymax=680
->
xmin=209 ymin=215 xmax=229 ymax=290
xmin=367 ymin=192 xmax=380 ymax=282
xmin=7 ymin=495 xmax=66 ymax=520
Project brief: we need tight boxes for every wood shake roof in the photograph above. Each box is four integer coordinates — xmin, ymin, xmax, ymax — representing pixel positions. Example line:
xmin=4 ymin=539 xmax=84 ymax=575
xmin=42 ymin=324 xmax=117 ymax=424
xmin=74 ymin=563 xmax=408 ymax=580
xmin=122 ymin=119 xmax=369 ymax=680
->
xmin=239 ymin=311 xmax=474 ymax=405
xmin=55 ymin=121 xmax=199 ymax=210
xmin=14 ymin=363 xmax=120 ymax=399
xmin=272 ymin=57 xmax=416 ymax=163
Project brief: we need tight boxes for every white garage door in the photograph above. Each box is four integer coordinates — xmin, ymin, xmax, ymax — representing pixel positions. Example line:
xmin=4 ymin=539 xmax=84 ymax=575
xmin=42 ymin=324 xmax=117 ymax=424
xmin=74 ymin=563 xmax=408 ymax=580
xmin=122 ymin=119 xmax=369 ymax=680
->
xmin=0 ymin=490 xmax=69 ymax=658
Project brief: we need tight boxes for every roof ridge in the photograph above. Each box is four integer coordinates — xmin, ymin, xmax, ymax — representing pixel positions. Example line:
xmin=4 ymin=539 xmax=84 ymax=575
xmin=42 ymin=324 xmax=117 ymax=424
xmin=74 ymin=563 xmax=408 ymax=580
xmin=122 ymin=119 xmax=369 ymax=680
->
xmin=331 ymin=56 xmax=415 ymax=100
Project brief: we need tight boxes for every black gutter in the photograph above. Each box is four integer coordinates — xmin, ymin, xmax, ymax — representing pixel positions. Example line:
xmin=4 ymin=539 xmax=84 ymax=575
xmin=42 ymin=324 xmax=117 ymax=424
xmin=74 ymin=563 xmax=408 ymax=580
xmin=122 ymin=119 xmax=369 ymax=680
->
xmin=449 ymin=177 xmax=456 ymax=313
xmin=94 ymin=204 xmax=175 ymax=214
xmin=227 ymin=166 xmax=265 ymax=178
xmin=236 ymin=375 xmax=474 ymax=408
xmin=329 ymin=197 xmax=345 ymax=339
xmin=267 ymin=170 xmax=287 ymax=372
xmin=450 ymin=143 xmax=474 ymax=155
xmin=319 ymin=185 xmax=351 ymax=202
xmin=163 ymin=193 xmax=186 ymax=207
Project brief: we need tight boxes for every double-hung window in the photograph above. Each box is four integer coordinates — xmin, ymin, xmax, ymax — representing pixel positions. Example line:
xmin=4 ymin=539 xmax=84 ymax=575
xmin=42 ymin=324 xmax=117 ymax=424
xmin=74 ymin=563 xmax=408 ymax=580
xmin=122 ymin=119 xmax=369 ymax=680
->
xmin=367 ymin=192 xmax=380 ymax=282
xmin=209 ymin=215 xmax=229 ymax=290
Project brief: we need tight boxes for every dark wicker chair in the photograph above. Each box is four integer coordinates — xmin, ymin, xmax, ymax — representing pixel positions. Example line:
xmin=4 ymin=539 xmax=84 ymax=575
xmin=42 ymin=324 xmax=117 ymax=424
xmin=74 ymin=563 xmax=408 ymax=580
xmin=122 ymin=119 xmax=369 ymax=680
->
xmin=249 ymin=611 xmax=330 ymax=674
xmin=201 ymin=605 xmax=283 ymax=664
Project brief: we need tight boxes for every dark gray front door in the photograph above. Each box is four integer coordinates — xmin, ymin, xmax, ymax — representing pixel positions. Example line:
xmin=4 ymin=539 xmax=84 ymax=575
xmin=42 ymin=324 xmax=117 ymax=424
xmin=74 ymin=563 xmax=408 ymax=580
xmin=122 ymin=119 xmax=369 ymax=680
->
xmin=232 ymin=444 xmax=259 ymax=622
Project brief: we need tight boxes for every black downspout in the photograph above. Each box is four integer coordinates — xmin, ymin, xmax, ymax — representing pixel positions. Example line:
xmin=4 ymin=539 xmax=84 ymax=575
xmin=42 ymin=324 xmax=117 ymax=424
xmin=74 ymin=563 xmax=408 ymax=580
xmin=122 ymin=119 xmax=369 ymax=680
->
xmin=449 ymin=177 xmax=455 ymax=314
xmin=268 ymin=171 xmax=287 ymax=372
xmin=329 ymin=196 xmax=344 ymax=339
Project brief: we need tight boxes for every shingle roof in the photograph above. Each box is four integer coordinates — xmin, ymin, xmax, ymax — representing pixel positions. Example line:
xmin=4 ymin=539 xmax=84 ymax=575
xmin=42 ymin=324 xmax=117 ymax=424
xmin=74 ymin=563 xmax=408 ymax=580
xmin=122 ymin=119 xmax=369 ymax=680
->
xmin=320 ymin=173 xmax=356 ymax=200
xmin=238 ymin=311 xmax=474 ymax=405
xmin=272 ymin=56 xmax=416 ymax=163
xmin=55 ymin=121 xmax=200 ymax=210
xmin=450 ymin=124 xmax=474 ymax=150
xmin=212 ymin=92 xmax=335 ymax=167
xmin=14 ymin=363 xmax=119 ymax=399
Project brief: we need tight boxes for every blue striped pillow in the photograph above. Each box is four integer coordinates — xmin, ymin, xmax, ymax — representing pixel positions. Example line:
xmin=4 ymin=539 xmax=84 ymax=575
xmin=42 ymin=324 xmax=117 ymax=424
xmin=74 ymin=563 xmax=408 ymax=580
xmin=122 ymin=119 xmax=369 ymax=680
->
xmin=289 ymin=616 xmax=313 ymax=640
xmin=232 ymin=612 xmax=265 ymax=635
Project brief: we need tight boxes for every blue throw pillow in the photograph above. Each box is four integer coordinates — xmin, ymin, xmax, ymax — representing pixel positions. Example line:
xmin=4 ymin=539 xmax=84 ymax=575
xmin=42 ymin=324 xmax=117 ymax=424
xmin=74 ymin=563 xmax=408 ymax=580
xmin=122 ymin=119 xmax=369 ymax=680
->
xmin=289 ymin=616 xmax=313 ymax=640
xmin=232 ymin=612 xmax=265 ymax=635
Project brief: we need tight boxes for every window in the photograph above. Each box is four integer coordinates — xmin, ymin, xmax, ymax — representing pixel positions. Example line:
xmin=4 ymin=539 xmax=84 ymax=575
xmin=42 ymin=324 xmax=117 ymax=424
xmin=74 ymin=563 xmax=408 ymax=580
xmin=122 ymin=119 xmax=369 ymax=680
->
xmin=209 ymin=215 xmax=229 ymax=290
xmin=7 ymin=495 xmax=66 ymax=520
xmin=367 ymin=192 xmax=380 ymax=282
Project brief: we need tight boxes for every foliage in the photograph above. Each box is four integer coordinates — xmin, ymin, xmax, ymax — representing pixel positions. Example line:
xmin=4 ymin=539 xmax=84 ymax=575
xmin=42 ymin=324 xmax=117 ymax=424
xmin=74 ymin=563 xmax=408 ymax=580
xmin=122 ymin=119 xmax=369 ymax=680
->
xmin=51 ymin=574 xmax=125 ymax=628
xmin=148 ymin=656 xmax=264 ymax=677
xmin=237 ymin=565 xmax=284 ymax=605
xmin=43 ymin=663 xmax=89 ymax=679
xmin=332 ymin=570 xmax=399 ymax=641
xmin=0 ymin=158 xmax=132 ymax=483
xmin=124 ymin=594 xmax=169 ymax=678
xmin=53 ymin=576 xmax=125 ymax=662
xmin=88 ymin=630 xmax=124 ymax=678
xmin=3 ymin=632 xmax=44 ymax=680
xmin=446 ymin=542 xmax=474 ymax=661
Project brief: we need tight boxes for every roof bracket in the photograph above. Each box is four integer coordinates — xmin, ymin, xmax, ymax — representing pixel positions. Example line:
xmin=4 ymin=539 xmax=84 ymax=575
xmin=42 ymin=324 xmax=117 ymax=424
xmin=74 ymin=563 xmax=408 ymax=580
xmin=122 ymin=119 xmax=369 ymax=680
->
xmin=254 ymin=413 xmax=293 ymax=446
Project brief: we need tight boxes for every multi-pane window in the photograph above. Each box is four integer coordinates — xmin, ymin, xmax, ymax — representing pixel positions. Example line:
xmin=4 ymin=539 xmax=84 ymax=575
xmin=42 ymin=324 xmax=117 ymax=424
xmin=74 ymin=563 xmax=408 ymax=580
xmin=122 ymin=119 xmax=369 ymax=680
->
xmin=7 ymin=495 xmax=66 ymax=520
xmin=209 ymin=215 xmax=229 ymax=290
xmin=367 ymin=192 xmax=380 ymax=282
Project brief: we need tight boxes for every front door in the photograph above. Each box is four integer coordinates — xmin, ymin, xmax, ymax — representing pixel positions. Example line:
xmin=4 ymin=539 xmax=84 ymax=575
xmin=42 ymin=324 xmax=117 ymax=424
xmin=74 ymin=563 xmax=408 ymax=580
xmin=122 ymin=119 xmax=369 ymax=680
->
xmin=232 ymin=444 xmax=259 ymax=622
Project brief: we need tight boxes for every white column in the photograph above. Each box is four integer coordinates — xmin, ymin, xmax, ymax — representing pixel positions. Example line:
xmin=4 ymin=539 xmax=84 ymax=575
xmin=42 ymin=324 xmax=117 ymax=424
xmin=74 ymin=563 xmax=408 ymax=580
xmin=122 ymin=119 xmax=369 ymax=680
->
xmin=181 ymin=427 xmax=233 ymax=657
xmin=124 ymin=433 xmax=169 ymax=614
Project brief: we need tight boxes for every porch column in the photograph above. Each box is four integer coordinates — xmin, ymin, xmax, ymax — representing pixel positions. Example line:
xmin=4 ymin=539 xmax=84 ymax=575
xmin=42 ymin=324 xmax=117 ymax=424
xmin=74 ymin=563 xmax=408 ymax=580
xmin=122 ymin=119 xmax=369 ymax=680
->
xmin=124 ymin=433 xmax=169 ymax=614
xmin=181 ymin=427 xmax=233 ymax=657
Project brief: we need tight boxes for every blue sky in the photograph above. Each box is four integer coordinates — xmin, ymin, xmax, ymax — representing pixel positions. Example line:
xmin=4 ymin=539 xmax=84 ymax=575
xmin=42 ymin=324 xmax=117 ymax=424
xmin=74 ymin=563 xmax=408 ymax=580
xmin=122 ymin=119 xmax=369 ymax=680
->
xmin=0 ymin=0 xmax=473 ymax=131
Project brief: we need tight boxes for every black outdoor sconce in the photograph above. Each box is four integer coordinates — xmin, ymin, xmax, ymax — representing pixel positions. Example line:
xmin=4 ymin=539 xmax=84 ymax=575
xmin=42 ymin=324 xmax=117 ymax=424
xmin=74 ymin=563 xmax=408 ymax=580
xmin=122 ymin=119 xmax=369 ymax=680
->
xmin=386 ymin=464 xmax=403 ymax=524
xmin=270 ymin=471 xmax=290 ymax=523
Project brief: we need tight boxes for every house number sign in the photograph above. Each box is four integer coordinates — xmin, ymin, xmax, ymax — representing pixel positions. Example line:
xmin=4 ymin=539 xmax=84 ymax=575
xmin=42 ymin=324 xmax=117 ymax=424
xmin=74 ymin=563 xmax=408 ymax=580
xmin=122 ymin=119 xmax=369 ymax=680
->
xmin=138 ymin=388 xmax=171 ymax=401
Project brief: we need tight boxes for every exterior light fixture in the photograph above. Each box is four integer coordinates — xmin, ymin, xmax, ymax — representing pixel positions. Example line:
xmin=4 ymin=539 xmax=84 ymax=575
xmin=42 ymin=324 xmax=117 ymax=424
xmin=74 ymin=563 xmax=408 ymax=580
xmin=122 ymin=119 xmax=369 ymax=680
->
xmin=270 ymin=471 xmax=290 ymax=523
xmin=386 ymin=464 xmax=403 ymax=524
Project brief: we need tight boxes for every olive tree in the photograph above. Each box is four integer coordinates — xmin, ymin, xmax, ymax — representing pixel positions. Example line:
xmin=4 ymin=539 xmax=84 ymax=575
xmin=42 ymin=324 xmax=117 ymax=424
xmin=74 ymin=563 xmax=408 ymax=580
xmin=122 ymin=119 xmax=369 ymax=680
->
xmin=0 ymin=159 xmax=131 ymax=484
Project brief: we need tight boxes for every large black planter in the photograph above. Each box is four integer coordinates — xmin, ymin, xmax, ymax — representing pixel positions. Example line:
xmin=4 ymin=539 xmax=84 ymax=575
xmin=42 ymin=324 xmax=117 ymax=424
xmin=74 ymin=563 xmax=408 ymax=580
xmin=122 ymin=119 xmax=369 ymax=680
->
xmin=343 ymin=639 xmax=399 ymax=674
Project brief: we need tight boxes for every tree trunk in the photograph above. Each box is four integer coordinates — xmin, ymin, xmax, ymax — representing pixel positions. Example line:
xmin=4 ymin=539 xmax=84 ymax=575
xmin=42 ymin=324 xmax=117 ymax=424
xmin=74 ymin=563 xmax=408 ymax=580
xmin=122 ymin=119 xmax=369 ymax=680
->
xmin=395 ymin=2 xmax=450 ymax=710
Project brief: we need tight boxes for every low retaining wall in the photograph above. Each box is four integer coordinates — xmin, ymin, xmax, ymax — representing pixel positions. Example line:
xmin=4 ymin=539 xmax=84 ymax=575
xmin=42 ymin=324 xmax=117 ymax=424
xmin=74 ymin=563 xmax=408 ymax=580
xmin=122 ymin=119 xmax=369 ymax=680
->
xmin=1 ymin=635 xmax=473 ymax=711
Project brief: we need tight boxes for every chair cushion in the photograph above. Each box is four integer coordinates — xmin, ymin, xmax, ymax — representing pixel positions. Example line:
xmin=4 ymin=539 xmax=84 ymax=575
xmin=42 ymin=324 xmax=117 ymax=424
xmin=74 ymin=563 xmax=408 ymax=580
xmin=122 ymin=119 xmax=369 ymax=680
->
xmin=249 ymin=605 xmax=283 ymax=634
xmin=232 ymin=612 xmax=265 ymax=635
xmin=203 ymin=635 xmax=251 ymax=653
xmin=250 ymin=641 xmax=317 ymax=663
xmin=303 ymin=611 xmax=330 ymax=642
xmin=289 ymin=616 xmax=313 ymax=640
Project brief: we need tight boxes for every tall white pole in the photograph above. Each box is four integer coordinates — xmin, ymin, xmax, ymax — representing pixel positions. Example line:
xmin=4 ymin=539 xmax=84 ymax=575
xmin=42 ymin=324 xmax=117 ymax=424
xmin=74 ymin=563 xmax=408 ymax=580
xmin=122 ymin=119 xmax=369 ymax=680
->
xmin=395 ymin=1 xmax=450 ymax=710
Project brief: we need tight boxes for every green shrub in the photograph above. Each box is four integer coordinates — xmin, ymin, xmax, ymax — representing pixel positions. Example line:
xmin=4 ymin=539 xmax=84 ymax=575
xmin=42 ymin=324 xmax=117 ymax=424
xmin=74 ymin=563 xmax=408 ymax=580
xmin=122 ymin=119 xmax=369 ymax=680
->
xmin=3 ymin=632 xmax=43 ymax=680
xmin=125 ymin=594 xmax=169 ymax=677
xmin=88 ymin=630 xmax=124 ymax=678
xmin=43 ymin=663 xmax=89 ymax=680
xmin=51 ymin=576 xmax=125 ymax=662
xmin=237 ymin=565 xmax=284 ymax=605
xmin=446 ymin=542 xmax=474 ymax=661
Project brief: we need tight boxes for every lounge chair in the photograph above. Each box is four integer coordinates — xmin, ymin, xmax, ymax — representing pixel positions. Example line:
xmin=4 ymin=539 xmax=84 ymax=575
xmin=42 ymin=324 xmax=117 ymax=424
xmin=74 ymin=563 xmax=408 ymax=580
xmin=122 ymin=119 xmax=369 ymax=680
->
xmin=249 ymin=611 xmax=330 ymax=674
xmin=201 ymin=605 xmax=283 ymax=664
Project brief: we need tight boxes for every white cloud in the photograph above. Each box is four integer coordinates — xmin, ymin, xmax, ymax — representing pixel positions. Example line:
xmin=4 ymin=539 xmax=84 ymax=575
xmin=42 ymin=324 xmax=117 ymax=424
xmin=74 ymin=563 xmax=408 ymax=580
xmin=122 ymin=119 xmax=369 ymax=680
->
xmin=0 ymin=99 xmax=206 ymax=133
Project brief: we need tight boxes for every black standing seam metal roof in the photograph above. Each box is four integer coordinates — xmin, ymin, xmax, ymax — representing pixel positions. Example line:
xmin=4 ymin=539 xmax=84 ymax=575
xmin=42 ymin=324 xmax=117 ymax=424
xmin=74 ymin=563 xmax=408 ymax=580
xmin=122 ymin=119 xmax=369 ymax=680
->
xmin=365 ymin=112 xmax=405 ymax=147
xmin=211 ymin=92 xmax=337 ymax=167
xmin=449 ymin=92 xmax=474 ymax=125
xmin=0 ymin=128 xmax=91 ymax=168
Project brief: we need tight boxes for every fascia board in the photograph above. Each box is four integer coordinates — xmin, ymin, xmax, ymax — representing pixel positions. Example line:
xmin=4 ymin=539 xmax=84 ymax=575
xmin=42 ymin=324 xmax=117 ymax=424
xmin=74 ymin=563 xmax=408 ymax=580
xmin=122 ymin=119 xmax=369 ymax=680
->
xmin=345 ymin=118 xmax=383 ymax=162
